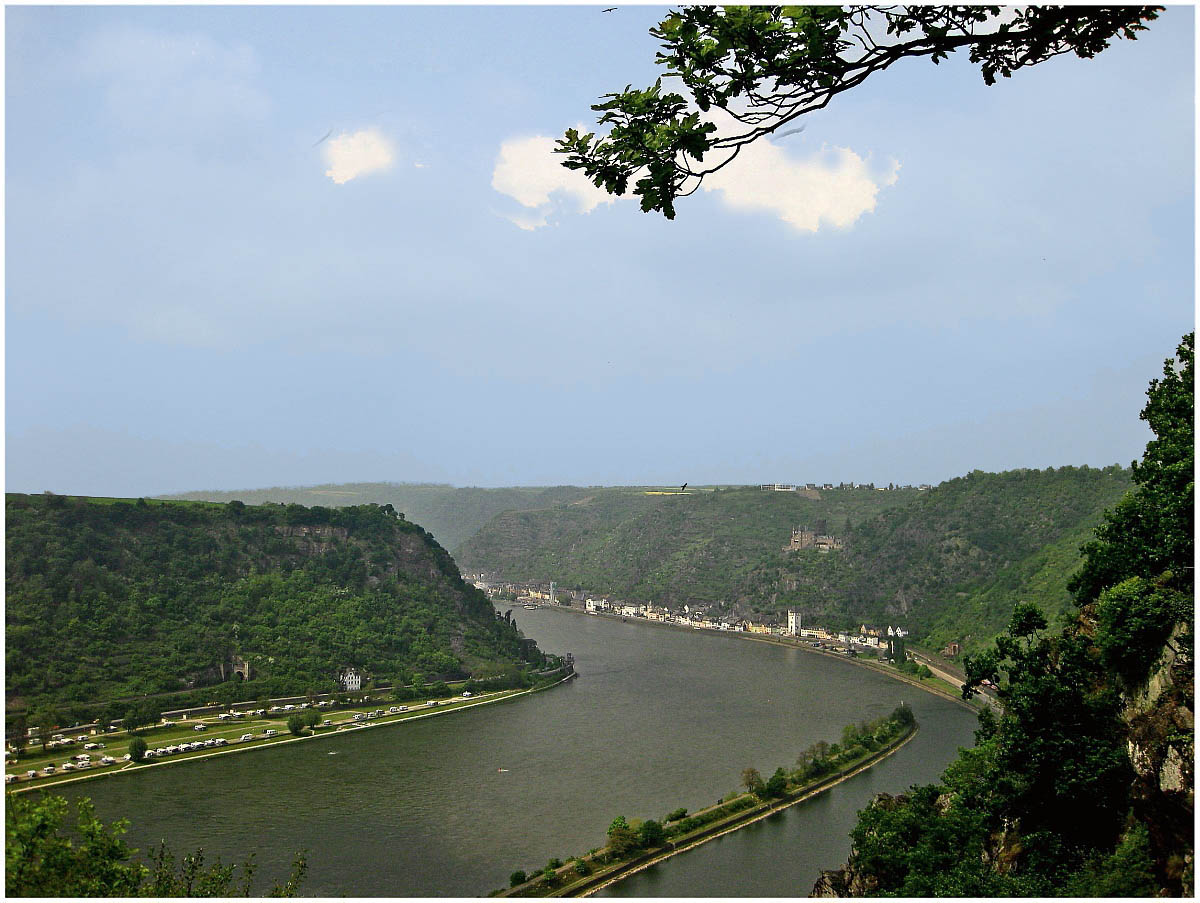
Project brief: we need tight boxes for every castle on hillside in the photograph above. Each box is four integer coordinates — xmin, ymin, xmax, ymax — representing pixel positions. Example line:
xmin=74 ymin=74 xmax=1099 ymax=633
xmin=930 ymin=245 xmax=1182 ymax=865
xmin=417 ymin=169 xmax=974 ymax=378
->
xmin=784 ymin=526 xmax=843 ymax=553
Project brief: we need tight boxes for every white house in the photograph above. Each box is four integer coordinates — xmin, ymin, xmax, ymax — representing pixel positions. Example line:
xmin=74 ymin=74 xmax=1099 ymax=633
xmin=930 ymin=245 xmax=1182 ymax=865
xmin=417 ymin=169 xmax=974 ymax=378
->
xmin=339 ymin=667 xmax=363 ymax=692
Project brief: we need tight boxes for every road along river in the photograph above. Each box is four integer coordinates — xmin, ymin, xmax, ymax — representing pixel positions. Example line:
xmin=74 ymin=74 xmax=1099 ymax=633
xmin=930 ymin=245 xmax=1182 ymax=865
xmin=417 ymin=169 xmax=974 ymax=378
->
xmin=58 ymin=607 xmax=978 ymax=896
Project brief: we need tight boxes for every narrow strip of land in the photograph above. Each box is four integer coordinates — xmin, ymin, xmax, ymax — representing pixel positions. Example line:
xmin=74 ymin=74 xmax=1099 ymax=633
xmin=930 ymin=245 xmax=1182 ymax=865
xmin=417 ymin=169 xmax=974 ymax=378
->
xmin=574 ymin=726 xmax=918 ymax=898
xmin=8 ymin=672 xmax=576 ymax=794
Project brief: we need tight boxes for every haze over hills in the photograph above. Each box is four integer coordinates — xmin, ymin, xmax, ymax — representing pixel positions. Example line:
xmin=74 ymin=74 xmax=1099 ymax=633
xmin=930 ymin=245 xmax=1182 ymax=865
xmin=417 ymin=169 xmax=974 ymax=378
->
xmin=165 ymin=483 xmax=599 ymax=552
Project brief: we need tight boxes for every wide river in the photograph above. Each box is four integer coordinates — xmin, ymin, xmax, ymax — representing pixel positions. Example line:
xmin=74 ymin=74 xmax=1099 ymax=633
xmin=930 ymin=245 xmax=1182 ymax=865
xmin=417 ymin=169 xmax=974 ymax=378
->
xmin=61 ymin=609 xmax=978 ymax=896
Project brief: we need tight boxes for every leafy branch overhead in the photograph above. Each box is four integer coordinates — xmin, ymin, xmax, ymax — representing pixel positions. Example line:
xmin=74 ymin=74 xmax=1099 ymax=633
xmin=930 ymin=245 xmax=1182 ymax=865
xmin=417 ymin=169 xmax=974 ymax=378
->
xmin=557 ymin=5 xmax=1160 ymax=218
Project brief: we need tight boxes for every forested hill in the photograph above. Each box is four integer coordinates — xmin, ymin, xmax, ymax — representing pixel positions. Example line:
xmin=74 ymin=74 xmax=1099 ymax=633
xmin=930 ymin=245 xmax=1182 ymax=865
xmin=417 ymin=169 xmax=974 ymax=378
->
xmin=6 ymin=494 xmax=545 ymax=720
xmin=164 ymin=483 xmax=598 ymax=551
xmin=455 ymin=485 xmax=921 ymax=607
xmin=456 ymin=467 xmax=1132 ymax=654
xmin=768 ymin=465 xmax=1133 ymax=652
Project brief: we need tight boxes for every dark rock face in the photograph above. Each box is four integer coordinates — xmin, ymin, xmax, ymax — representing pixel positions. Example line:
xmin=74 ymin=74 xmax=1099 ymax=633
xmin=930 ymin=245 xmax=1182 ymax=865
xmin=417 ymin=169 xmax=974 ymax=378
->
xmin=1122 ymin=623 xmax=1194 ymax=895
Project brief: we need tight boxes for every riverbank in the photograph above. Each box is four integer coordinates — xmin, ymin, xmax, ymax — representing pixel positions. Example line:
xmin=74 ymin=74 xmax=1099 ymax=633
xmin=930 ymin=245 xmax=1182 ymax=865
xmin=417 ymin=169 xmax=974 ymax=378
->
xmin=8 ymin=671 xmax=577 ymax=795
xmin=526 ymin=603 xmax=978 ymax=713
xmin=499 ymin=719 xmax=918 ymax=898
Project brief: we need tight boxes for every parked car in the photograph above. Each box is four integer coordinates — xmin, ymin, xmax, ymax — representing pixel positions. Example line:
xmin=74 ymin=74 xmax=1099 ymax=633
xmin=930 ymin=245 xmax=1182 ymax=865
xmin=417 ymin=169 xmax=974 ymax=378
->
xmin=263 ymin=729 xmax=277 ymax=738
xmin=240 ymin=734 xmax=254 ymax=742
xmin=462 ymin=691 xmax=472 ymax=697
xmin=193 ymin=724 xmax=207 ymax=731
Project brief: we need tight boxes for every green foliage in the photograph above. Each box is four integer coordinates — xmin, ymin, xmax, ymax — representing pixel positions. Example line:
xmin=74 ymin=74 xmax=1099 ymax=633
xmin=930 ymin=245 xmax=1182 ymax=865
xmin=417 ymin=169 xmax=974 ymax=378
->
xmin=665 ymin=807 xmax=688 ymax=822
xmin=124 ymin=701 xmax=161 ymax=735
xmin=1071 ymin=333 xmax=1194 ymax=607
xmin=128 ymin=737 xmax=148 ymax=762
xmin=303 ymin=709 xmax=320 ymax=730
xmin=5 ymin=793 xmax=306 ymax=897
xmin=764 ymin=768 xmax=788 ymax=799
xmin=605 ymin=815 xmax=640 ymax=859
xmin=1094 ymin=577 xmax=1189 ymax=687
xmin=1063 ymin=821 xmax=1159 ymax=897
xmin=558 ymin=7 xmax=1158 ymax=218
xmin=508 ymin=870 xmax=526 ymax=888
xmin=286 ymin=715 xmax=305 ymax=736
xmin=841 ymin=334 xmax=1194 ymax=896
xmin=636 ymin=819 xmax=666 ymax=847
xmin=5 ymin=497 xmax=538 ymax=717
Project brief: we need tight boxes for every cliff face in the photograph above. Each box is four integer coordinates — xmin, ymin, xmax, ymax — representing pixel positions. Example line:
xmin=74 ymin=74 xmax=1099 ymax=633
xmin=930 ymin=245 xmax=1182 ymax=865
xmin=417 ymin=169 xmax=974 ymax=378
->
xmin=1123 ymin=623 xmax=1194 ymax=892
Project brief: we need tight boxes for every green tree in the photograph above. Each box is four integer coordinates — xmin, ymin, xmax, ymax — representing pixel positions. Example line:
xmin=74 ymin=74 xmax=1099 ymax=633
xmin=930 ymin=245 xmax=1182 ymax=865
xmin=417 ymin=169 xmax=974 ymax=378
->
xmin=5 ymin=793 xmax=307 ymax=897
xmin=559 ymin=6 xmax=1159 ymax=218
xmin=637 ymin=819 xmax=666 ymax=847
xmin=128 ymin=737 xmax=148 ymax=762
xmin=606 ymin=815 xmax=639 ymax=858
xmin=764 ymin=767 xmax=789 ymax=799
xmin=1071 ymin=334 xmax=1193 ymax=605
xmin=6 ymin=794 xmax=144 ymax=896
xmin=124 ymin=700 xmax=160 ymax=736
xmin=849 ymin=335 xmax=1194 ymax=896
xmin=286 ymin=715 xmax=305 ymax=737
xmin=509 ymin=870 xmax=526 ymax=888
xmin=31 ymin=707 xmax=59 ymax=753
xmin=303 ymin=709 xmax=321 ymax=731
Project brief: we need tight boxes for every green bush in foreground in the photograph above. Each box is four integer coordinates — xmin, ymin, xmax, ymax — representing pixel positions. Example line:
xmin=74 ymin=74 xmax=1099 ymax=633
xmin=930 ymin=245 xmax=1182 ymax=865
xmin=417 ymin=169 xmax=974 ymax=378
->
xmin=5 ymin=793 xmax=306 ymax=897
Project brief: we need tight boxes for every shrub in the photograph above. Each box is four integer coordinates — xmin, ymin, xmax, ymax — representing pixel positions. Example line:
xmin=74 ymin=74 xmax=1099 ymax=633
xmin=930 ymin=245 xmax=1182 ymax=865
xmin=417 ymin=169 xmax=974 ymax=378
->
xmin=508 ymin=870 xmax=526 ymax=888
xmin=665 ymin=807 xmax=688 ymax=822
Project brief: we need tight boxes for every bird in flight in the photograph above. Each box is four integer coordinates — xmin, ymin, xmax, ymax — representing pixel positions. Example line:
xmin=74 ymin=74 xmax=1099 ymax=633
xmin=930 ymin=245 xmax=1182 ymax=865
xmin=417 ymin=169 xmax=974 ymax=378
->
xmin=775 ymin=124 xmax=807 ymax=139
xmin=311 ymin=129 xmax=333 ymax=148
xmin=603 ymin=7 xmax=618 ymax=12
xmin=681 ymin=483 xmax=688 ymax=491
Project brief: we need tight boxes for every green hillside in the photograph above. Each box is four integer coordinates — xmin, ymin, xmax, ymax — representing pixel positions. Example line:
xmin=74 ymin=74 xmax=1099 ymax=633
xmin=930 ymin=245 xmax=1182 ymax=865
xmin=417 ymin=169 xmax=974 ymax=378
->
xmin=764 ymin=466 xmax=1133 ymax=652
xmin=456 ymin=467 xmax=1133 ymax=654
xmin=164 ymin=483 xmax=598 ymax=551
xmin=5 ymin=494 xmax=545 ymax=721
xmin=456 ymin=485 xmax=921 ymax=607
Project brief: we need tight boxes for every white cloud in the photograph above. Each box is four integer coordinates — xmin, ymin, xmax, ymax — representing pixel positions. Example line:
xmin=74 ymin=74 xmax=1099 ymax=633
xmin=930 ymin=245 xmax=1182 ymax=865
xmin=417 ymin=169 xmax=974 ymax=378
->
xmin=323 ymin=128 xmax=396 ymax=185
xmin=491 ymin=135 xmax=615 ymax=229
xmin=703 ymin=141 xmax=900 ymax=232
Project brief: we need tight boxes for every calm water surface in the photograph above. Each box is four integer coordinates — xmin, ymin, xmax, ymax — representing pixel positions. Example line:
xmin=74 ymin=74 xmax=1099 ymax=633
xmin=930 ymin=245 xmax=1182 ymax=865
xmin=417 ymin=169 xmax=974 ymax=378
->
xmin=61 ymin=609 xmax=977 ymax=896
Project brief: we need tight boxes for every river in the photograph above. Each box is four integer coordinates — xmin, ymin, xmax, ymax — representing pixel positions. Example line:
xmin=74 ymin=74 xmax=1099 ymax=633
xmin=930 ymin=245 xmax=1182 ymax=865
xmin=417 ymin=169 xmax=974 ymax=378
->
xmin=59 ymin=608 xmax=978 ymax=896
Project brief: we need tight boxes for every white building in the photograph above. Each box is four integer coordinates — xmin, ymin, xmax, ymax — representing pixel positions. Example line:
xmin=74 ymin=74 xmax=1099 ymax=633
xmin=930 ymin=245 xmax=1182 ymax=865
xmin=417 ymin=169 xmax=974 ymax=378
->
xmin=787 ymin=610 xmax=802 ymax=635
xmin=339 ymin=667 xmax=363 ymax=692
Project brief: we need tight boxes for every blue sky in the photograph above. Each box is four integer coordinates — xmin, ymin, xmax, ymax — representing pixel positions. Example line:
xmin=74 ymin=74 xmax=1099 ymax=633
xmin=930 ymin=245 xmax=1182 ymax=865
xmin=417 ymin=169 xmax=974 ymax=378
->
xmin=6 ymin=5 xmax=1194 ymax=496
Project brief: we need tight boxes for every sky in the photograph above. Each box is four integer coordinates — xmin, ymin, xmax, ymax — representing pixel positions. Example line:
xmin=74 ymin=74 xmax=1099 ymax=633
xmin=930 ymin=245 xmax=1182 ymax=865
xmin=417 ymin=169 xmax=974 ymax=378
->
xmin=5 ymin=5 xmax=1195 ymax=497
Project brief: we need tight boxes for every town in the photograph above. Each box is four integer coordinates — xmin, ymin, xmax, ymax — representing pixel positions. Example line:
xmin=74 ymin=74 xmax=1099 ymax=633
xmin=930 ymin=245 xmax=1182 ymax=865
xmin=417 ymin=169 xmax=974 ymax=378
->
xmin=469 ymin=576 xmax=912 ymax=663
